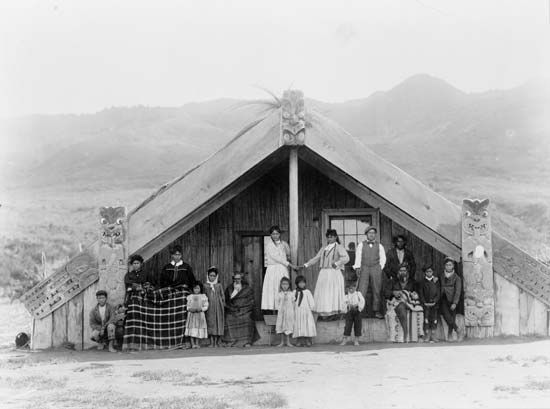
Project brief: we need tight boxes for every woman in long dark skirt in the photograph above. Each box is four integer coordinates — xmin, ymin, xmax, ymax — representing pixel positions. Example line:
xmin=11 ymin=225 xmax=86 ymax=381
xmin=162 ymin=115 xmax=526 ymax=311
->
xmin=204 ymin=266 xmax=225 ymax=347
xmin=223 ymin=272 xmax=260 ymax=347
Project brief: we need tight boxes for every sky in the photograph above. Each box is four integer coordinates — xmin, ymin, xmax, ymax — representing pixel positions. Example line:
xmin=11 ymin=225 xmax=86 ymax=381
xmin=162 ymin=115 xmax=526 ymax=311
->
xmin=0 ymin=0 xmax=549 ymax=118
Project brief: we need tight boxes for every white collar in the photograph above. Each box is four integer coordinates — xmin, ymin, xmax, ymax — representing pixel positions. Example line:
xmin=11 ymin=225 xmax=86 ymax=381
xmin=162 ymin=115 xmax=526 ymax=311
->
xmin=325 ymin=242 xmax=336 ymax=251
xmin=425 ymin=276 xmax=434 ymax=281
xmin=171 ymin=260 xmax=184 ymax=267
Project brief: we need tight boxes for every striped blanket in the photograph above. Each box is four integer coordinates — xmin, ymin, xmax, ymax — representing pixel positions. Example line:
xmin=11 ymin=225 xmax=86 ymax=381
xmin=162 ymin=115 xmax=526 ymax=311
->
xmin=122 ymin=286 xmax=189 ymax=351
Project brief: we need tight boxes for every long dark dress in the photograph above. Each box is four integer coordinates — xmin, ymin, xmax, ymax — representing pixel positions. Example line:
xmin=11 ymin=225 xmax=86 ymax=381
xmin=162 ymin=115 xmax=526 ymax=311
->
xmin=223 ymin=283 xmax=260 ymax=344
xmin=204 ymin=282 xmax=225 ymax=336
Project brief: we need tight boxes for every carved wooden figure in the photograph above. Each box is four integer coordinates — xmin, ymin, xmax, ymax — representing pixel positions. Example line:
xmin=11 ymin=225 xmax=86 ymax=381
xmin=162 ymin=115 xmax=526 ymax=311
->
xmin=280 ymin=89 xmax=306 ymax=145
xmin=462 ymin=198 xmax=495 ymax=338
xmin=97 ymin=206 xmax=127 ymax=306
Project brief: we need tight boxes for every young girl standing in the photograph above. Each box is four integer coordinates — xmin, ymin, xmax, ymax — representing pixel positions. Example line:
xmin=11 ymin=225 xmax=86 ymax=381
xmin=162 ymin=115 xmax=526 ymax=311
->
xmin=185 ymin=283 xmax=209 ymax=348
xmin=292 ymin=275 xmax=317 ymax=347
xmin=276 ymin=277 xmax=295 ymax=347
xmin=204 ymin=266 xmax=225 ymax=347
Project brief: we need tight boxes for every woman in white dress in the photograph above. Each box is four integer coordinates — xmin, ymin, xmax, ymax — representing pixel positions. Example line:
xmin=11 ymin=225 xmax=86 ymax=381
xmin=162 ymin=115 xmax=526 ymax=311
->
xmin=303 ymin=229 xmax=349 ymax=316
xmin=261 ymin=226 xmax=297 ymax=312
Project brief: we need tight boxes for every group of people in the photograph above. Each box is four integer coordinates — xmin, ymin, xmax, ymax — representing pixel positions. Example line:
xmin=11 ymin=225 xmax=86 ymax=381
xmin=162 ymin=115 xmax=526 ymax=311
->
xmin=89 ymin=224 xmax=463 ymax=351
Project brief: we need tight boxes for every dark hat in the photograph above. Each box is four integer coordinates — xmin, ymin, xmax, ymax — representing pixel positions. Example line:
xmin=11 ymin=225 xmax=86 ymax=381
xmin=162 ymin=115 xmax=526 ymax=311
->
xmin=207 ymin=266 xmax=218 ymax=274
xmin=96 ymin=290 xmax=108 ymax=297
xmin=325 ymin=228 xmax=339 ymax=237
xmin=295 ymin=275 xmax=307 ymax=286
xmin=129 ymin=254 xmax=144 ymax=264
xmin=15 ymin=332 xmax=30 ymax=349
xmin=170 ymin=245 xmax=183 ymax=255
xmin=365 ymin=226 xmax=377 ymax=234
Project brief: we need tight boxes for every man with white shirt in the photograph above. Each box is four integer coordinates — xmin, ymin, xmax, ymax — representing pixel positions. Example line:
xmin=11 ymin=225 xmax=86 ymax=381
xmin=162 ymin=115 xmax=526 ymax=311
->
xmin=89 ymin=290 xmax=116 ymax=352
xmin=353 ymin=226 xmax=386 ymax=319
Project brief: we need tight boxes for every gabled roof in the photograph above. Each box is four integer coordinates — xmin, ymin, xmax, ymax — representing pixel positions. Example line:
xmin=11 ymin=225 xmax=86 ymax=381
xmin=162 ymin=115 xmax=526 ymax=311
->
xmin=128 ymin=96 xmax=550 ymax=306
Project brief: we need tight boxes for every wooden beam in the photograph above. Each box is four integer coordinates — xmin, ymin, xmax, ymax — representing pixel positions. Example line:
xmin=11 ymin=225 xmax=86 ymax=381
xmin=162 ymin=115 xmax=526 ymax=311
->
xmin=128 ymin=111 xmax=281 ymax=254
xmin=300 ymin=148 xmax=461 ymax=259
xmin=289 ymin=148 xmax=299 ymax=267
xmin=133 ymin=149 xmax=289 ymax=261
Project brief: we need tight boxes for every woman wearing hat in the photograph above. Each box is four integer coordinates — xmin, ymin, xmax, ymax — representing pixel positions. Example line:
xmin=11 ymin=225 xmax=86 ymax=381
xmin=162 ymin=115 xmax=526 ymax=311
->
xmin=440 ymin=257 xmax=463 ymax=341
xmin=303 ymin=229 xmax=349 ymax=316
xmin=261 ymin=226 xmax=297 ymax=312
xmin=353 ymin=226 xmax=386 ymax=319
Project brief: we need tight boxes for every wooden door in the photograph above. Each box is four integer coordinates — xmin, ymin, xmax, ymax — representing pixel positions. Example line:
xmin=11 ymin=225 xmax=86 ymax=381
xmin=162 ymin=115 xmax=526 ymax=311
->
xmin=241 ymin=236 xmax=265 ymax=320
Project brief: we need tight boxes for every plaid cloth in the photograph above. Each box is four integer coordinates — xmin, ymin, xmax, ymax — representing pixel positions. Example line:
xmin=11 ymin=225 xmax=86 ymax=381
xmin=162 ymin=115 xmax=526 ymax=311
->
xmin=122 ymin=285 xmax=189 ymax=351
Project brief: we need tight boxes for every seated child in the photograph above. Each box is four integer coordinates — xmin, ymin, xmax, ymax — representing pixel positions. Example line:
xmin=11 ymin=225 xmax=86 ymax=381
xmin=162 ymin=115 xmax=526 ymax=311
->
xmin=89 ymin=290 xmax=116 ymax=352
xmin=340 ymin=283 xmax=365 ymax=346
xmin=113 ymin=304 xmax=127 ymax=348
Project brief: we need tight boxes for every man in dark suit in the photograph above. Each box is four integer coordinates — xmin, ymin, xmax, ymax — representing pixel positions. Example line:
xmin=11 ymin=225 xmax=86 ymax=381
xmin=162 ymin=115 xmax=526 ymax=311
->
xmin=155 ymin=245 xmax=196 ymax=290
xmin=383 ymin=235 xmax=416 ymax=282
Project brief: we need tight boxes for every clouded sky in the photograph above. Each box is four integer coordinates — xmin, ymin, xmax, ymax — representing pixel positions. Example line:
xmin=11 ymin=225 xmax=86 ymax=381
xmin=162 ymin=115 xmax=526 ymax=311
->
xmin=0 ymin=0 xmax=549 ymax=117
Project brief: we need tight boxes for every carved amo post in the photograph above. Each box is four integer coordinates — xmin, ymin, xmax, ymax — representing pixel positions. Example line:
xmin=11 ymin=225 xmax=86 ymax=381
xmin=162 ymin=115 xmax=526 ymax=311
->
xmin=281 ymin=90 xmax=306 ymax=279
xmin=462 ymin=199 xmax=495 ymax=338
xmin=97 ymin=206 xmax=127 ymax=307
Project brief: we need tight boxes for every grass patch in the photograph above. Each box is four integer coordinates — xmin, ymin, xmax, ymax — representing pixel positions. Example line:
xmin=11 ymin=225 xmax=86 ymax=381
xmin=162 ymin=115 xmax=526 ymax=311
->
xmin=525 ymin=380 xmax=550 ymax=391
xmin=244 ymin=391 xmax=287 ymax=408
xmin=493 ymin=385 xmax=520 ymax=394
xmin=2 ymin=374 xmax=67 ymax=390
xmin=491 ymin=355 xmax=517 ymax=364
xmin=26 ymin=388 xmax=231 ymax=409
xmin=132 ymin=369 xmax=211 ymax=385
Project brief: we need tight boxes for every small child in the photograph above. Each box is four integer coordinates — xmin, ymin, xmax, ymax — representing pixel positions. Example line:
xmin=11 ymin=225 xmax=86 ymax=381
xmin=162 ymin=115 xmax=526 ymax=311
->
xmin=204 ymin=266 xmax=225 ymax=348
xmin=340 ymin=284 xmax=365 ymax=346
xmin=292 ymin=275 xmax=317 ymax=347
xmin=276 ymin=277 xmax=295 ymax=347
xmin=113 ymin=304 xmax=127 ymax=348
xmin=185 ymin=283 xmax=209 ymax=348
xmin=419 ymin=265 xmax=440 ymax=343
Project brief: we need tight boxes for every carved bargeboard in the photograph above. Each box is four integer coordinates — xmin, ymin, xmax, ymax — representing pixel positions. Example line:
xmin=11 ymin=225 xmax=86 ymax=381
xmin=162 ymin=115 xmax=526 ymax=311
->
xmin=280 ymin=89 xmax=306 ymax=145
xmin=21 ymin=250 xmax=99 ymax=319
xmin=462 ymin=199 xmax=495 ymax=329
xmin=97 ymin=206 xmax=127 ymax=306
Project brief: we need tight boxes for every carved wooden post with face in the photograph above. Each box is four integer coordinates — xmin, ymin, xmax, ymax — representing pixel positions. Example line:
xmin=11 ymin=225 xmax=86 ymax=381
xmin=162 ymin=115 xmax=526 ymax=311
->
xmin=97 ymin=206 xmax=127 ymax=307
xmin=462 ymin=198 xmax=495 ymax=338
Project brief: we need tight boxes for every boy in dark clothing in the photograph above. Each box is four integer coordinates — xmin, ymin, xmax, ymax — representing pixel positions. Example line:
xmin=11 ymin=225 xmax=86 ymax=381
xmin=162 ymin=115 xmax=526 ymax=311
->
xmin=418 ymin=265 xmax=440 ymax=342
xmin=440 ymin=257 xmax=463 ymax=342
xmin=89 ymin=290 xmax=116 ymax=352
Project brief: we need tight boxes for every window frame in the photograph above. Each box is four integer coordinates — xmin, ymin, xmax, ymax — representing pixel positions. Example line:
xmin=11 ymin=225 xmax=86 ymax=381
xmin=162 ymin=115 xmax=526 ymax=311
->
xmin=321 ymin=208 xmax=380 ymax=248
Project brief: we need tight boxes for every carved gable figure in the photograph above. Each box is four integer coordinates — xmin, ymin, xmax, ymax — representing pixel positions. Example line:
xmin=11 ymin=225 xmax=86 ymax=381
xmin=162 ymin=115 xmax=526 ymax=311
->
xmin=281 ymin=89 xmax=306 ymax=145
xmin=100 ymin=206 xmax=126 ymax=247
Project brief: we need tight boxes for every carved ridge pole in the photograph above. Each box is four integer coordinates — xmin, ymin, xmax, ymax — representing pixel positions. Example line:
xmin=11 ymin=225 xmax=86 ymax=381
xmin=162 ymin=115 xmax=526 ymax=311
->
xmin=281 ymin=90 xmax=306 ymax=279
xmin=97 ymin=206 xmax=128 ymax=307
xmin=462 ymin=198 xmax=495 ymax=338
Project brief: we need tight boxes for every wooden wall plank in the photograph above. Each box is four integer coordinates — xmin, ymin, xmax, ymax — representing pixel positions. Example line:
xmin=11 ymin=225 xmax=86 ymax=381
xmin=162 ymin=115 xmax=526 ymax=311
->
xmin=52 ymin=303 xmax=68 ymax=347
xmin=519 ymin=289 xmax=535 ymax=336
xmin=31 ymin=315 xmax=52 ymax=350
xmin=82 ymin=282 xmax=99 ymax=350
xmin=532 ymin=299 xmax=549 ymax=336
xmin=67 ymin=293 xmax=84 ymax=350
xmin=494 ymin=274 xmax=520 ymax=336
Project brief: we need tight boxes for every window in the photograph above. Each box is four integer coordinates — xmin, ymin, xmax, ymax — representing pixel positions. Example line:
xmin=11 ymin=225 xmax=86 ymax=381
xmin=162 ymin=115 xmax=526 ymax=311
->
xmin=321 ymin=209 xmax=380 ymax=251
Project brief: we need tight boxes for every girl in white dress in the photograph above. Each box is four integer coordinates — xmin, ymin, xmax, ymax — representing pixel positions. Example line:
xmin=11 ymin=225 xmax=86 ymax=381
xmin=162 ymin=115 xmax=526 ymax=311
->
xmin=303 ymin=229 xmax=349 ymax=316
xmin=275 ymin=277 xmax=295 ymax=347
xmin=292 ymin=275 xmax=317 ymax=347
xmin=261 ymin=226 xmax=297 ymax=311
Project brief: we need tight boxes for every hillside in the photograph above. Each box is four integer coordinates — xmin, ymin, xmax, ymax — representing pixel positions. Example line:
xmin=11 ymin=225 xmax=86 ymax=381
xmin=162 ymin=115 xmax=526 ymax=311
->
xmin=1 ymin=74 xmax=549 ymax=287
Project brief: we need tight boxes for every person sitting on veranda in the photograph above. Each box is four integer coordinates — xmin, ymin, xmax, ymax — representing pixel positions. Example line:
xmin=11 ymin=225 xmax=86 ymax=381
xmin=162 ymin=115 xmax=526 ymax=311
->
xmin=89 ymin=290 xmax=117 ymax=352
xmin=383 ymin=263 xmax=424 ymax=342
xmin=223 ymin=272 xmax=260 ymax=347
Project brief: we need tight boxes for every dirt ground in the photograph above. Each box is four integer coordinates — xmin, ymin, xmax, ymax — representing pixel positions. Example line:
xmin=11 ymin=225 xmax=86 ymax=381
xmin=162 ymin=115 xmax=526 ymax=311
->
xmin=2 ymin=300 xmax=550 ymax=409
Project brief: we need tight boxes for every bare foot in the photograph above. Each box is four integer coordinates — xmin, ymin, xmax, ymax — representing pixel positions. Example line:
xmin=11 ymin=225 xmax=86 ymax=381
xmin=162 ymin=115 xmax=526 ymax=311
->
xmin=276 ymin=343 xmax=285 ymax=348
xmin=286 ymin=343 xmax=295 ymax=347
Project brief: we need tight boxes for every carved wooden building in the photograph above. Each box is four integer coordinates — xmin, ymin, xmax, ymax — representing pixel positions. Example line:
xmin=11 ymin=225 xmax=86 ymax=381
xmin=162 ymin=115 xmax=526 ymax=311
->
xmin=24 ymin=90 xmax=550 ymax=349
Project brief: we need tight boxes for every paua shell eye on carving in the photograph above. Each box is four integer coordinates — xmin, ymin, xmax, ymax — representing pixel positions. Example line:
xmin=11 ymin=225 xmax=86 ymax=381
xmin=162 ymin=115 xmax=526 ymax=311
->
xmin=116 ymin=218 xmax=122 ymax=224
xmin=101 ymin=218 xmax=108 ymax=224
xmin=464 ymin=211 xmax=472 ymax=217
xmin=482 ymin=211 xmax=489 ymax=217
